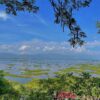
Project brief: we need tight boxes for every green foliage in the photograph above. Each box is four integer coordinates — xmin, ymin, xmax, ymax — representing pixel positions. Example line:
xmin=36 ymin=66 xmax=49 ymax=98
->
xmin=0 ymin=0 xmax=39 ymax=15
xmin=0 ymin=70 xmax=18 ymax=96
xmin=0 ymin=68 xmax=100 ymax=99
xmin=96 ymin=21 xmax=100 ymax=33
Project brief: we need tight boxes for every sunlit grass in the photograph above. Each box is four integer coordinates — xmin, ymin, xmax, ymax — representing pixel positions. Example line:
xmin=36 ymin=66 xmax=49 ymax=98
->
xmin=55 ymin=64 xmax=100 ymax=77
xmin=22 ymin=69 xmax=50 ymax=76
xmin=2 ymin=68 xmax=50 ymax=78
xmin=7 ymin=64 xmax=15 ymax=67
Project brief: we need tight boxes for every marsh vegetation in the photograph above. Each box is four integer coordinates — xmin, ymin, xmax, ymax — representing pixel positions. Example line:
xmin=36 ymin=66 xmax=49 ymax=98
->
xmin=0 ymin=63 xmax=100 ymax=100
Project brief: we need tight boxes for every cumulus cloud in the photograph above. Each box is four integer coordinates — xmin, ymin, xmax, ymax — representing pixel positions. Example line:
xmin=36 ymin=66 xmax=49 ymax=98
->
xmin=19 ymin=45 xmax=30 ymax=51
xmin=87 ymin=40 xmax=100 ymax=47
xmin=0 ymin=11 xmax=9 ymax=20
xmin=0 ymin=39 xmax=100 ymax=57
xmin=70 ymin=47 xmax=86 ymax=53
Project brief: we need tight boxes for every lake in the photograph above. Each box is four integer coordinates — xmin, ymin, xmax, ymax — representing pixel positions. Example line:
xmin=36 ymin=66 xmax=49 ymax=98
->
xmin=0 ymin=55 xmax=100 ymax=83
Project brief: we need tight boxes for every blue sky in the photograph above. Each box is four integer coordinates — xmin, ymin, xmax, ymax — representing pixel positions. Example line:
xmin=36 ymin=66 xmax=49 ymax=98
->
xmin=0 ymin=0 xmax=100 ymax=57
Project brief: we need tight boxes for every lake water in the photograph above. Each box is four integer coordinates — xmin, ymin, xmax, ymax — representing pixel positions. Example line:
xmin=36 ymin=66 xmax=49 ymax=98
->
xmin=0 ymin=57 xmax=100 ymax=83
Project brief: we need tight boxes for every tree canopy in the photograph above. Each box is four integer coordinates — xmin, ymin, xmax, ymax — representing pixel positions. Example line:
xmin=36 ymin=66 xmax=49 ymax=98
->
xmin=0 ymin=0 xmax=92 ymax=47
xmin=96 ymin=21 xmax=100 ymax=33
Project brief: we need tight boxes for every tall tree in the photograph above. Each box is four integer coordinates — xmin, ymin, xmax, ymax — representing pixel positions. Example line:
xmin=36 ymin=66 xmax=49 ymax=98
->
xmin=96 ymin=21 xmax=100 ymax=33
xmin=0 ymin=0 xmax=92 ymax=47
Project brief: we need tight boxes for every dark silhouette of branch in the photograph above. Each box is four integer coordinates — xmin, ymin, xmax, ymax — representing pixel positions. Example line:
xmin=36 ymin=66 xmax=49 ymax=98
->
xmin=0 ymin=0 xmax=92 ymax=47
xmin=0 ymin=0 xmax=39 ymax=15
xmin=96 ymin=21 xmax=100 ymax=33
xmin=49 ymin=0 xmax=91 ymax=47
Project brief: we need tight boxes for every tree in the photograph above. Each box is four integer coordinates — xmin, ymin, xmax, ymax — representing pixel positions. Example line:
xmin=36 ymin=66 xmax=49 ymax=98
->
xmin=50 ymin=0 xmax=92 ymax=47
xmin=0 ymin=70 xmax=15 ymax=95
xmin=0 ymin=0 xmax=39 ymax=15
xmin=0 ymin=0 xmax=92 ymax=47
xmin=96 ymin=21 xmax=100 ymax=33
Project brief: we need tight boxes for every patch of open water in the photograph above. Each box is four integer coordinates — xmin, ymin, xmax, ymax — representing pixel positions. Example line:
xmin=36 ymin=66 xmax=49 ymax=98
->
xmin=0 ymin=59 xmax=100 ymax=83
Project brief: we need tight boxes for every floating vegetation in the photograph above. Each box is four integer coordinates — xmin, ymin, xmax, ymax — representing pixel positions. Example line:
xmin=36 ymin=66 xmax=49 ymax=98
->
xmin=1 ymin=68 xmax=50 ymax=78
xmin=7 ymin=64 xmax=15 ymax=67
xmin=34 ymin=64 xmax=40 ymax=68
xmin=22 ymin=69 xmax=50 ymax=76
xmin=54 ymin=64 xmax=100 ymax=77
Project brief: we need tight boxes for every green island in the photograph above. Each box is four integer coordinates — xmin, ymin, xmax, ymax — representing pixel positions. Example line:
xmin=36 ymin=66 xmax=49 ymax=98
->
xmin=0 ymin=64 xmax=100 ymax=100
xmin=22 ymin=69 xmax=49 ymax=76
xmin=3 ymin=69 xmax=50 ymax=78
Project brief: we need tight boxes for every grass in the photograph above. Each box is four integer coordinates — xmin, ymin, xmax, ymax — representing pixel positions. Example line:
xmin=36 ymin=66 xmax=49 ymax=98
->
xmin=2 ymin=64 xmax=100 ymax=79
xmin=22 ymin=69 xmax=50 ymax=76
xmin=0 ymin=64 xmax=100 ymax=99
xmin=2 ymin=68 xmax=50 ymax=78
xmin=7 ymin=64 xmax=15 ymax=67
xmin=54 ymin=64 xmax=100 ymax=77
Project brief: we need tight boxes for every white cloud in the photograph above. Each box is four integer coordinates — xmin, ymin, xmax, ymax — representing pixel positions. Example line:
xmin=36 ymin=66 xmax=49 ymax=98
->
xmin=43 ymin=46 xmax=55 ymax=52
xmin=19 ymin=45 xmax=30 ymax=51
xmin=70 ymin=47 xmax=86 ymax=53
xmin=0 ymin=11 xmax=9 ymax=20
xmin=0 ymin=39 xmax=100 ymax=57
xmin=87 ymin=40 xmax=100 ymax=47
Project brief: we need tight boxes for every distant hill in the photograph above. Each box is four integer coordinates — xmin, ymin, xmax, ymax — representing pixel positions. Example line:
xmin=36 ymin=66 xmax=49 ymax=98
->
xmin=0 ymin=52 xmax=99 ymax=63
